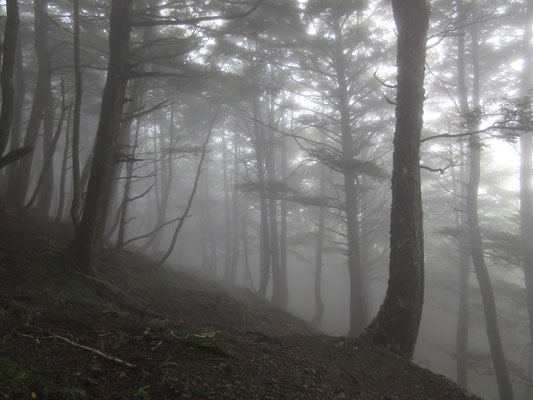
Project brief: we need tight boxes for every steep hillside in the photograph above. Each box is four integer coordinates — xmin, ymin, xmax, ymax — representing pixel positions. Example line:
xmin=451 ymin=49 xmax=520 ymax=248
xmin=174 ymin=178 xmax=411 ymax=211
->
xmin=0 ymin=212 xmax=481 ymax=399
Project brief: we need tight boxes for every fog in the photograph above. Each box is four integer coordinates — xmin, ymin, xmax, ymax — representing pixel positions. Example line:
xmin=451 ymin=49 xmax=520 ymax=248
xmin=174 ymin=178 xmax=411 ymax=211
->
xmin=0 ymin=1 xmax=532 ymax=399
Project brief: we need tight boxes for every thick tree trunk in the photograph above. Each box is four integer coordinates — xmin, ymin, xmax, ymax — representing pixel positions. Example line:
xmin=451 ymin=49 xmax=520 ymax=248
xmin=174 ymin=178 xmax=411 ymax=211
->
xmin=70 ymin=0 xmax=132 ymax=274
xmin=363 ymin=0 xmax=429 ymax=359
xmin=0 ymin=0 xmax=19 ymax=156
xmin=13 ymin=0 xmax=51 ymax=207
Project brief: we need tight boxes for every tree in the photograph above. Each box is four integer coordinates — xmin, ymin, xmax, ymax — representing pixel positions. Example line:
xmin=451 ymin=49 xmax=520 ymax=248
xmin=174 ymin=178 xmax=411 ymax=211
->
xmin=520 ymin=0 xmax=533 ymax=369
xmin=294 ymin=1 xmax=390 ymax=336
xmin=0 ymin=0 xmax=20 ymax=156
xmin=12 ymin=0 xmax=52 ymax=207
xmin=363 ymin=0 xmax=429 ymax=360
xmin=70 ymin=0 xmax=133 ymax=274
xmin=458 ymin=4 xmax=514 ymax=398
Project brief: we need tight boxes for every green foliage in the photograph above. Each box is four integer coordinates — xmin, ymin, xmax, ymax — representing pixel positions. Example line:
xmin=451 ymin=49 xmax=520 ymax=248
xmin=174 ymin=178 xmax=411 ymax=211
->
xmin=133 ymin=385 xmax=150 ymax=400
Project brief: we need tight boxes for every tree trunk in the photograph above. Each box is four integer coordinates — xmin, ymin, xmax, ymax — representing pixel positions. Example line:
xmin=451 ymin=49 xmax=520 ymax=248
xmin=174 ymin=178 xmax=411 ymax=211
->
xmin=253 ymin=97 xmax=271 ymax=297
xmin=13 ymin=0 xmax=51 ymax=207
xmin=70 ymin=0 xmax=83 ymax=224
xmin=26 ymin=81 xmax=68 ymax=210
xmin=265 ymin=102 xmax=282 ymax=306
xmin=454 ymin=141 xmax=470 ymax=389
xmin=222 ymin=136 xmax=234 ymax=283
xmin=520 ymin=0 xmax=533 ymax=372
xmin=147 ymin=106 xmax=175 ymax=254
xmin=279 ymin=137 xmax=289 ymax=308
xmin=116 ymin=112 xmax=141 ymax=249
xmin=4 ymin=39 xmax=25 ymax=207
xmin=467 ymin=137 xmax=515 ymax=400
xmin=463 ymin=9 xmax=514 ymax=399
xmin=34 ymin=78 xmax=55 ymax=215
xmin=455 ymin=5 xmax=472 ymax=387
xmin=363 ymin=0 xmax=429 ymax=360
xmin=70 ymin=0 xmax=132 ymax=274
xmin=311 ymin=161 xmax=326 ymax=328
xmin=0 ymin=0 xmax=19 ymax=156
xmin=55 ymin=108 xmax=72 ymax=222
xmin=332 ymin=18 xmax=366 ymax=336
xmin=230 ymin=135 xmax=240 ymax=285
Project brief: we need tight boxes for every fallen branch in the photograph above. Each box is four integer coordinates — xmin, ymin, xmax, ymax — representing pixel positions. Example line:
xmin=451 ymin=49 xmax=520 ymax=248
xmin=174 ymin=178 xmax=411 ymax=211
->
xmin=26 ymin=325 xmax=136 ymax=368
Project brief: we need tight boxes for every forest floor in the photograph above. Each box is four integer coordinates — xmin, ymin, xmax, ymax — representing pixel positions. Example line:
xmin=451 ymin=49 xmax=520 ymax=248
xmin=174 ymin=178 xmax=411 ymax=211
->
xmin=0 ymin=211 xmax=482 ymax=400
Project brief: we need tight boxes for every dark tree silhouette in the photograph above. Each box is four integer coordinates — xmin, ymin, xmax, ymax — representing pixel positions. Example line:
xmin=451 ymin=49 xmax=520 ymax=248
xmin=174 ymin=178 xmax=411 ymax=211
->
xmin=70 ymin=0 xmax=133 ymax=274
xmin=363 ymin=0 xmax=429 ymax=360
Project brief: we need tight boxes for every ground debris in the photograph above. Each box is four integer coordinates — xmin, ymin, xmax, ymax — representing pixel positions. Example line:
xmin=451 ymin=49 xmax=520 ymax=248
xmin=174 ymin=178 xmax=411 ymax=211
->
xmin=0 ymin=212 xmax=482 ymax=400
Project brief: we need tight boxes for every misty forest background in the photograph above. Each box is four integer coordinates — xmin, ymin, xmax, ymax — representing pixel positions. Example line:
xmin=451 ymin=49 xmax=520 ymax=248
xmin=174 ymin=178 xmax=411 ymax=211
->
xmin=0 ymin=0 xmax=532 ymax=399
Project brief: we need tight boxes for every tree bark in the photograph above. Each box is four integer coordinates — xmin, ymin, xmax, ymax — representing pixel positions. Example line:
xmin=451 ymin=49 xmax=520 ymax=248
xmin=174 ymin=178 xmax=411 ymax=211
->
xmin=34 ymin=76 xmax=55 ymax=215
xmin=26 ymin=81 xmax=68 ymax=210
xmin=4 ymin=39 xmax=25 ymax=207
xmin=70 ymin=0 xmax=132 ymax=274
xmin=116 ymin=112 xmax=141 ymax=249
xmin=0 ymin=0 xmax=19 ymax=156
xmin=55 ymin=107 xmax=72 ymax=222
xmin=13 ymin=0 xmax=51 ymax=207
xmin=363 ymin=0 xmax=429 ymax=360
xmin=70 ymin=0 xmax=83 ymax=224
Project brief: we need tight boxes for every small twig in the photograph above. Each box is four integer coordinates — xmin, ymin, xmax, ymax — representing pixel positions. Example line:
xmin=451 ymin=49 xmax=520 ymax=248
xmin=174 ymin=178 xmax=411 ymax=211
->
xmin=26 ymin=325 xmax=136 ymax=368
xmin=342 ymin=368 xmax=360 ymax=385
xmin=151 ymin=340 xmax=163 ymax=351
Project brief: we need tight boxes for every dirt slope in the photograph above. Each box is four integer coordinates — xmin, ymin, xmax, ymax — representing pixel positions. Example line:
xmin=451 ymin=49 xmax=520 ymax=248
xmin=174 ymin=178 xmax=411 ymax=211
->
xmin=0 ymin=212 xmax=481 ymax=399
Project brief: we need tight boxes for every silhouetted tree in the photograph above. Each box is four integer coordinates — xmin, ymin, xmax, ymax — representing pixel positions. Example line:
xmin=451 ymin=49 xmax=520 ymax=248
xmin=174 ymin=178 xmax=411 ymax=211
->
xmin=363 ymin=0 xmax=429 ymax=360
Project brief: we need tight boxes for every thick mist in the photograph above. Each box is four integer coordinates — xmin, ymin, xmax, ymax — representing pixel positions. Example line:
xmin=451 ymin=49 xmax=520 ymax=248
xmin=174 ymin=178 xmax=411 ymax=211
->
xmin=0 ymin=1 xmax=531 ymax=399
